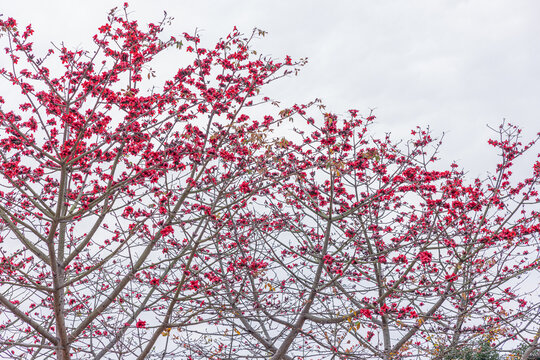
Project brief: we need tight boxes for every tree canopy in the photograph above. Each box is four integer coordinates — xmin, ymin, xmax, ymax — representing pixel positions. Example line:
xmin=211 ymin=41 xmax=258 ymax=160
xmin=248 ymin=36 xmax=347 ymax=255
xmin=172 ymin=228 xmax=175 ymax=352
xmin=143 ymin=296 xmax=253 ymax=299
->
xmin=0 ymin=5 xmax=539 ymax=360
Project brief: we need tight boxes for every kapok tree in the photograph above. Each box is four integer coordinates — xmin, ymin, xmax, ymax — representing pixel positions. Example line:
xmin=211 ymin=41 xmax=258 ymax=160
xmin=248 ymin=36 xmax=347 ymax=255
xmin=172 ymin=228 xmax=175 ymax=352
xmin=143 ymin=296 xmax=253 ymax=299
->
xmin=179 ymin=113 xmax=540 ymax=359
xmin=0 ymin=6 xmax=305 ymax=359
xmin=1 ymin=5 xmax=540 ymax=360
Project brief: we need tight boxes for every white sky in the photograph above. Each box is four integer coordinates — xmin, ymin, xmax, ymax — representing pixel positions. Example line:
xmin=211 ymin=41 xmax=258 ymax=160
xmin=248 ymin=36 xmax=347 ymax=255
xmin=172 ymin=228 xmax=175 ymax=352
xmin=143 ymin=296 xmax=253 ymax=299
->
xmin=2 ymin=0 xmax=539 ymax=177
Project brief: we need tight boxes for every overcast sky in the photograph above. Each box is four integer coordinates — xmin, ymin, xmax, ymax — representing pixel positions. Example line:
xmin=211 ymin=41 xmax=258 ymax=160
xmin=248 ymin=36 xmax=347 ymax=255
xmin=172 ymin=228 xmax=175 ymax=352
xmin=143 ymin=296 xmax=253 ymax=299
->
xmin=2 ymin=0 xmax=539 ymax=177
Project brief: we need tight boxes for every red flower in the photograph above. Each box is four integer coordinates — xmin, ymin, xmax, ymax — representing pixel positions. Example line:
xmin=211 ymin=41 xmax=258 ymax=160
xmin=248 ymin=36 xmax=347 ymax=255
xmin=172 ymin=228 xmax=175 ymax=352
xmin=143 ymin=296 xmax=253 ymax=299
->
xmin=160 ymin=226 xmax=174 ymax=236
xmin=417 ymin=251 xmax=432 ymax=265
xmin=284 ymin=55 xmax=292 ymax=65
xmin=359 ymin=308 xmax=372 ymax=319
xmin=392 ymin=254 xmax=408 ymax=264
xmin=136 ymin=320 xmax=146 ymax=328
xmin=123 ymin=206 xmax=134 ymax=217
xmin=239 ymin=181 xmax=251 ymax=194
xmin=367 ymin=331 xmax=374 ymax=341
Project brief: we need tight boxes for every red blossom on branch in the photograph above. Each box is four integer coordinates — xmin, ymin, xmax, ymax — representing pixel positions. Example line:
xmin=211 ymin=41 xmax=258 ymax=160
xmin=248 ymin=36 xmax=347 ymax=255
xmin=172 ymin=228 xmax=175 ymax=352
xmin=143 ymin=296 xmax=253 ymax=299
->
xmin=136 ymin=320 xmax=146 ymax=329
